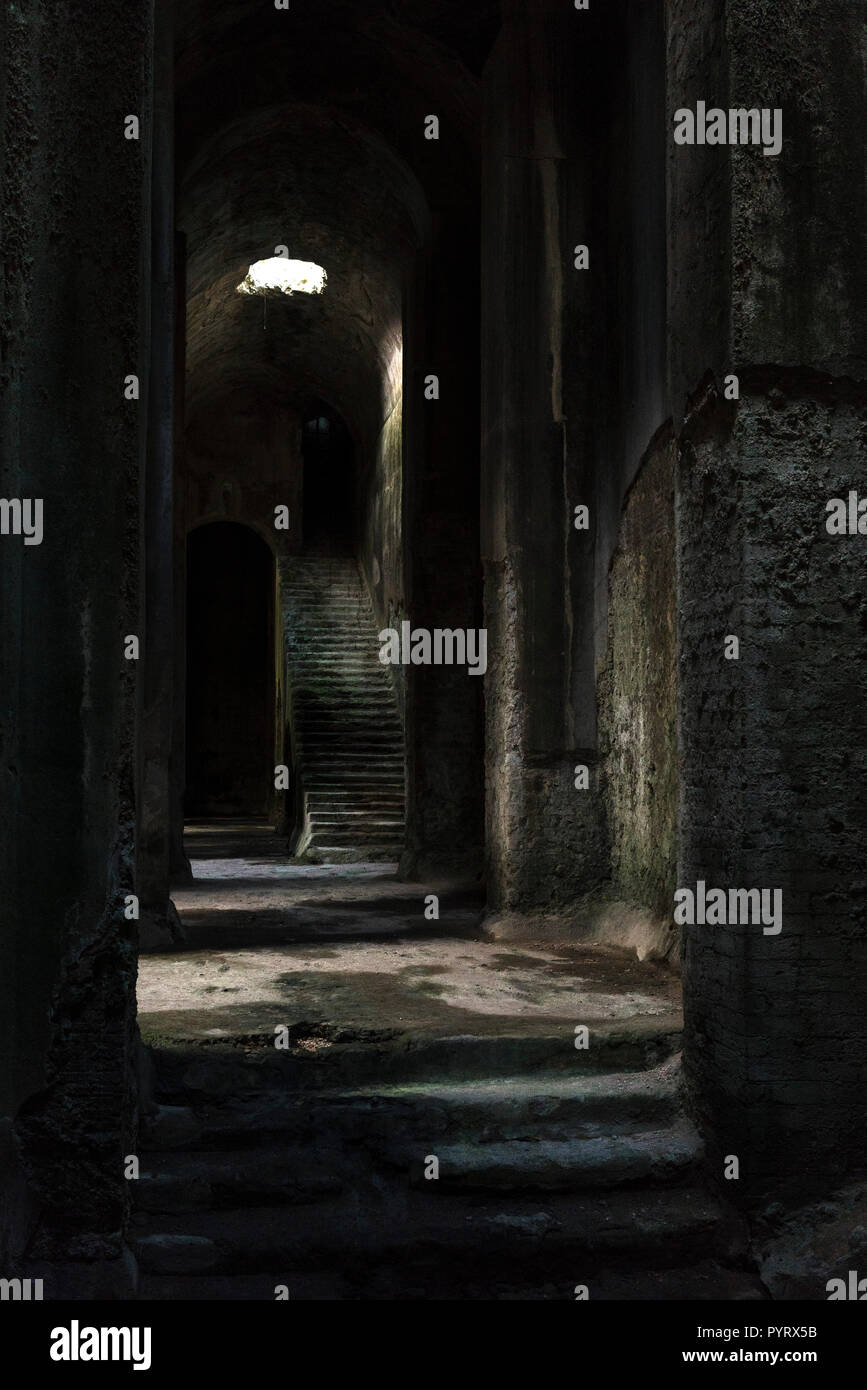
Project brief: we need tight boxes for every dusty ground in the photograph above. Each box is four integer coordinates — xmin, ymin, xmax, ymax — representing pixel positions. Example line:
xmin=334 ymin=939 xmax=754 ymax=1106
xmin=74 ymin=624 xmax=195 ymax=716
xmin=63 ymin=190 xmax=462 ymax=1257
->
xmin=137 ymin=821 xmax=681 ymax=1044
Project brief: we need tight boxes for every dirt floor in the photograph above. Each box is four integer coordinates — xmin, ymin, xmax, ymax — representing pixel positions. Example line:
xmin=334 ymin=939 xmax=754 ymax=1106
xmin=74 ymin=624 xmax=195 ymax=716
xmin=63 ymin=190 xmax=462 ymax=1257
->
xmin=137 ymin=820 xmax=682 ymax=1045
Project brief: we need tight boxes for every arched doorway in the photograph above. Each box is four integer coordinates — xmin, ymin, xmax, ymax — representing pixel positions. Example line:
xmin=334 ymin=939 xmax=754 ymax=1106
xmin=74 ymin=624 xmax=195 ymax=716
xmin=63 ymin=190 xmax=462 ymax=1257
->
xmin=185 ymin=521 xmax=276 ymax=817
xmin=301 ymin=402 xmax=355 ymax=552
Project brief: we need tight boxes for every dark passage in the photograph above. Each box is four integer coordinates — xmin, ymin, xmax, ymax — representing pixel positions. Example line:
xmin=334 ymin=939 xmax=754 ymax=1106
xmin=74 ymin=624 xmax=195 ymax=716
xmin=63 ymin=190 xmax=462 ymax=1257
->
xmin=185 ymin=522 xmax=275 ymax=816
xmin=302 ymin=404 xmax=355 ymax=552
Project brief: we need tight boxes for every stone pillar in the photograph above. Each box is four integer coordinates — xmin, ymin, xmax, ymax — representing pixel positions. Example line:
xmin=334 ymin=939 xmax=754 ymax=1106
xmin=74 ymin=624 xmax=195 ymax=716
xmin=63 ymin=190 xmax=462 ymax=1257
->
xmin=401 ymin=226 xmax=486 ymax=882
xmin=139 ymin=0 xmax=182 ymax=945
xmin=480 ymin=0 xmax=607 ymax=921
xmin=0 ymin=0 xmax=153 ymax=1289
xmin=169 ymin=231 xmax=192 ymax=881
xmin=670 ymin=0 xmax=867 ymax=1201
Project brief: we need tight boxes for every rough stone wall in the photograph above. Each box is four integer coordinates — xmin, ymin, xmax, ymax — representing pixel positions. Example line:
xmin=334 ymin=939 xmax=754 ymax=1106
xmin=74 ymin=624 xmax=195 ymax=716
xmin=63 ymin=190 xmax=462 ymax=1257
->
xmin=482 ymin=0 xmax=668 ymax=920
xmin=599 ymin=435 xmax=678 ymax=923
xmin=184 ymin=393 xmax=300 ymax=547
xmin=679 ymin=382 xmax=867 ymax=1202
xmin=481 ymin=1 xmax=606 ymax=914
xmin=359 ymin=384 xmax=406 ymax=721
xmin=669 ymin=0 xmax=867 ymax=1200
xmin=0 ymin=0 xmax=152 ymax=1287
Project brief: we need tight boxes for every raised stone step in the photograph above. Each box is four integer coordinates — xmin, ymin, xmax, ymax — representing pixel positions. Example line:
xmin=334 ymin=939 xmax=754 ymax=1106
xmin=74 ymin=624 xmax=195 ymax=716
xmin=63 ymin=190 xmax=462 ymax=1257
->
xmin=304 ymin=846 xmax=402 ymax=862
xmin=149 ymin=1064 xmax=682 ymax=1151
xmin=308 ymin=811 xmax=404 ymax=822
xmin=132 ymin=1147 xmax=343 ymax=1215
xmin=131 ymin=1184 xmax=744 ymax=1281
xmin=138 ymin=1259 xmax=766 ymax=1301
xmin=406 ymin=1119 xmax=703 ymax=1193
xmin=307 ymin=795 xmax=405 ymax=806
xmin=149 ymin=1021 xmax=683 ymax=1101
xmin=306 ymin=823 xmax=404 ymax=835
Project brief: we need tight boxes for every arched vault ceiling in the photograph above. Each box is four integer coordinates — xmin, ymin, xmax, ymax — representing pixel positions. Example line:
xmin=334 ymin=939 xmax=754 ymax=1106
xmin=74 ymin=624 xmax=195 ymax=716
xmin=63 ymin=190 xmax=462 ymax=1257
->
xmin=176 ymin=0 xmax=497 ymax=441
xmin=181 ymin=109 xmax=421 ymax=441
xmin=175 ymin=1 xmax=498 ymax=192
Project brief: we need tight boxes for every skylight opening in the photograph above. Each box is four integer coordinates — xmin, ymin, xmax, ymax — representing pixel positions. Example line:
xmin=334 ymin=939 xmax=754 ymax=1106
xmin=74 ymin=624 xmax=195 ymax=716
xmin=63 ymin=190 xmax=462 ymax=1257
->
xmin=237 ymin=257 xmax=327 ymax=297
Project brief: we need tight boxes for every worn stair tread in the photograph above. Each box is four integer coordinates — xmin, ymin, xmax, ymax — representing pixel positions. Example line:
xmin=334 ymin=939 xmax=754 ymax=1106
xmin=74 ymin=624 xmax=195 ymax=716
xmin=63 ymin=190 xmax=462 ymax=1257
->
xmin=137 ymin=1259 xmax=765 ymax=1302
xmin=132 ymin=1183 xmax=743 ymax=1273
xmin=147 ymin=1066 xmax=681 ymax=1151
xmin=408 ymin=1119 xmax=703 ymax=1192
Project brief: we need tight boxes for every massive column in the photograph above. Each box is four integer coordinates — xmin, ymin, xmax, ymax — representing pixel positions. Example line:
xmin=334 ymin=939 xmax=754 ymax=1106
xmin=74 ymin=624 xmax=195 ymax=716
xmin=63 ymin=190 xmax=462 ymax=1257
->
xmin=480 ymin=0 xmax=606 ymax=921
xmin=670 ymin=0 xmax=867 ymax=1201
xmin=401 ymin=221 xmax=486 ymax=881
xmin=139 ymin=0 xmax=182 ymax=944
xmin=0 ymin=0 xmax=153 ymax=1289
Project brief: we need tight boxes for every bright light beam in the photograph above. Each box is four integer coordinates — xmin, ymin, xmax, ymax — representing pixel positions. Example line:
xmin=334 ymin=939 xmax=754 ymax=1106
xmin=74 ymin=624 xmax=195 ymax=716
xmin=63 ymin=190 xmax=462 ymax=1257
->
xmin=237 ymin=258 xmax=327 ymax=296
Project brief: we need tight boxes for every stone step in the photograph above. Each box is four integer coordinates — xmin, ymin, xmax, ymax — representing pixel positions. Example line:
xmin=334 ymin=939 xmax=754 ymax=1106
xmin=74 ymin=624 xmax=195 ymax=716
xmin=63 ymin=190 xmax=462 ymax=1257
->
xmin=299 ymin=779 xmax=404 ymax=791
xmin=301 ymin=770 xmax=404 ymax=781
xmin=299 ymin=720 xmax=402 ymax=732
xmin=308 ymin=812 xmax=404 ymax=822
xmin=299 ymin=737 xmax=402 ymax=748
xmin=297 ymin=759 xmax=404 ymax=771
xmin=307 ymin=839 xmax=405 ymax=851
xmin=132 ymin=1148 xmax=344 ymax=1215
xmin=306 ymin=832 xmax=403 ymax=841
xmin=131 ymin=1185 xmax=745 ymax=1280
xmin=147 ymin=1063 xmax=682 ymax=1150
xmin=306 ymin=818 xmax=403 ymax=827
xmin=296 ymin=756 xmax=403 ymax=766
xmin=302 ymin=795 xmax=405 ymax=806
xmin=292 ymin=676 xmax=390 ymax=685
xmin=297 ymin=752 xmax=403 ymax=762
xmin=304 ymin=845 xmax=403 ymax=861
xmin=287 ymin=560 xmax=416 ymax=865
xmin=304 ymin=813 xmax=404 ymax=822
xmin=290 ymin=659 xmax=383 ymax=668
xmin=295 ymin=750 xmax=405 ymax=761
xmin=148 ymin=1021 xmax=683 ymax=1104
xmin=296 ymin=691 xmax=395 ymax=700
xmin=406 ymin=1119 xmax=703 ymax=1193
xmin=289 ymin=656 xmax=389 ymax=665
xmin=137 ymin=1259 xmax=766 ymax=1301
xmin=288 ymin=637 xmax=381 ymax=646
xmin=299 ymin=773 xmax=405 ymax=785
xmin=296 ymin=750 xmax=403 ymax=760
xmin=294 ymin=688 xmax=395 ymax=698
xmin=304 ymin=795 xmax=405 ymax=806
xmin=286 ymin=619 xmax=375 ymax=627
xmin=299 ymin=741 xmax=401 ymax=750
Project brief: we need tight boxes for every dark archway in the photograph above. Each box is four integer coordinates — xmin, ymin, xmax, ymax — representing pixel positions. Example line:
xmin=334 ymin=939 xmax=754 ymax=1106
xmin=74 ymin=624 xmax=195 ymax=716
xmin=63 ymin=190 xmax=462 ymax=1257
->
xmin=185 ymin=521 xmax=275 ymax=817
xmin=302 ymin=402 xmax=355 ymax=552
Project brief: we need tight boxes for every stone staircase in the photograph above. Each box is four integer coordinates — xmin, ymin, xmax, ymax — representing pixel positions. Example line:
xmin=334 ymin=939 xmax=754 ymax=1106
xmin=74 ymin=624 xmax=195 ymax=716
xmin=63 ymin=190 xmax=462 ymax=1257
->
xmin=132 ymin=1026 xmax=765 ymax=1300
xmin=282 ymin=556 xmax=405 ymax=863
